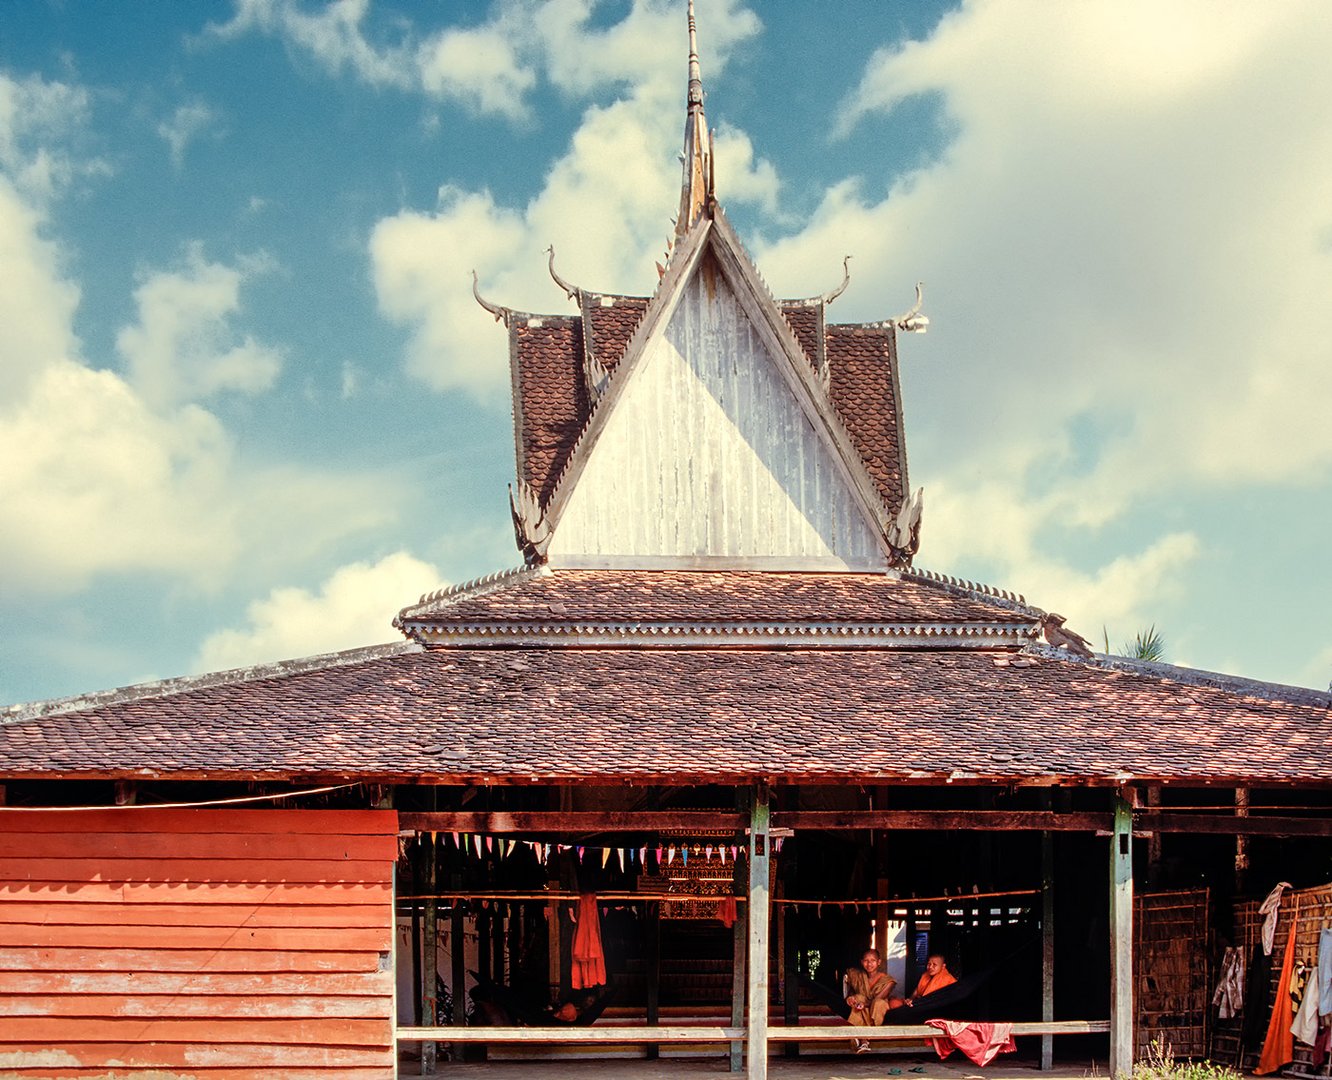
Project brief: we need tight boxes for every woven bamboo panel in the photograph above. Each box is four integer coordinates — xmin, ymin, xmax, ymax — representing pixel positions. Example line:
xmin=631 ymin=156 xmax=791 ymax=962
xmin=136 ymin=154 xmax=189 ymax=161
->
xmin=1135 ymin=888 xmax=1210 ymax=1059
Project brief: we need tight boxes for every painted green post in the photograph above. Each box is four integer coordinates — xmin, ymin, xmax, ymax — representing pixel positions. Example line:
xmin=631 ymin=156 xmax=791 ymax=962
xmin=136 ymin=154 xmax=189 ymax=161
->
xmin=1109 ymin=792 xmax=1134 ymax=1078
xmin=747 ymin=785 xmax=771 ymax=1080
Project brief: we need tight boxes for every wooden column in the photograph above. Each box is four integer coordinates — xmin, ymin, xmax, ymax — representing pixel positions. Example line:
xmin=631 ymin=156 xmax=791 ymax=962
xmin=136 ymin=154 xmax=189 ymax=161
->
xmin=646 ymin=899 xmax=661 ymax=1060
xmin=450 ymin=874 xmax=467 ymax=1060
xmin=781 ymin=834 xmax=799 ymax=1059
xmin=747 ymin=786 xmax=771 ymax=1080
xmin=1041 ymin=829 xmax=1055 ymax=1071
xmin=730 ymin=797 xmax=747 ymax=1074
xmin=1109 ymin=792 xmax=1134 ymax=1078
xmin=420 ymin=837 xmax=438 ymax=1075
xmin=1235 ymin=787 xmax=1250 ymax=892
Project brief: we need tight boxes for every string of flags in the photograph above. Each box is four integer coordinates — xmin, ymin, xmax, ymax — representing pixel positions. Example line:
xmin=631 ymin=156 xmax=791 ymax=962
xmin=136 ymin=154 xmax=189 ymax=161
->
xmin=412 ymin=831 xmax=785 ymax=870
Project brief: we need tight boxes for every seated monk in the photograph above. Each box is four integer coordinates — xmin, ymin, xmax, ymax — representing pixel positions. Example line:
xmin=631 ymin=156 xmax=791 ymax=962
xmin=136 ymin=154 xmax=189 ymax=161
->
xmin=909 ymin=953 xmax=957 ymax=1002
xmin=845 ymin=948 xmax=904 ymax=1052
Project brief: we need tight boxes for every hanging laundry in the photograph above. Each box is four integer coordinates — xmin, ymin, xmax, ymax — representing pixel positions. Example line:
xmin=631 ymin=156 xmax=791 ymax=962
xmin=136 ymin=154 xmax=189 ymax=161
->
xmin=1212 ymin=946 xmax=1245 ymax=1019
xmin=571 ymin=893 xmax=607 ymax=989
xmin=1321 ymin=927 xmax=1332 ymax=1016
xmin=1313 ymin=1022 xmax=1332 ymax=1068
xmin=1294 ymin=945 xmax=1322 ymax=1045
xmin=1260 ymin=882 xmax=1292 ymax=955
xmin=1256 ymin=898 xmax=1300 ymax=1075
xmin=717 ymin=895 xmax=738 ymax=929
xmin=925 ymin=1019 xmax=1016 ymax=1066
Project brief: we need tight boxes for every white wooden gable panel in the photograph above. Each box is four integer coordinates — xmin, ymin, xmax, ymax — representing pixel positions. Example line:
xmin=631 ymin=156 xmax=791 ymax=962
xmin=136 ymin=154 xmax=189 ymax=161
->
xmin=548 ymin=266 xmax=885 ymax=569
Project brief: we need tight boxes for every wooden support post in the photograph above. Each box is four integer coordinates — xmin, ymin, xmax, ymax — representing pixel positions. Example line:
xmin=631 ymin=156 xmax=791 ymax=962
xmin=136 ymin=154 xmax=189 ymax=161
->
xmin=782 ymin=829 xmax=800 ymax=1058
xmin=492 ymin=903 xmax=506 ymax=987
xmin=730 ymin=793 xmax=747 ymax=1074
xmin=747 ymin=785 xmax=771 ymax=1080
xmin=450 ymin=877 xmax=466 ymax=1061
xmin=1109 ymin=791 xmax=1134 ymax=1078
xmin=411 ymin=848 xmax=423 ymax=1027
xmin=1145 ymin=785 xmax=1162 ymax=886
xmin=1235 ymin=787 xmax=1250 ymax=893
xmin=1041 ymin=828 xmax=1055 ymax=1071
xmin=646 ymin=899 xmax=661 ymax=1060
xmin=421 ymin=838 xmax=438 ymax=1075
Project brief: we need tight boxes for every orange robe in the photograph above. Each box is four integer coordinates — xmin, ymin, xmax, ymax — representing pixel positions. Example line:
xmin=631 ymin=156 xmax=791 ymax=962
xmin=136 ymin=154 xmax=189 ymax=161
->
xmin=1256 ymin=900 xmax=1299 ymax=1076
xmin=570 ymin=893 xmax=606 ymax=989
xmin=914 ymin=968 xmax=958 ymax=999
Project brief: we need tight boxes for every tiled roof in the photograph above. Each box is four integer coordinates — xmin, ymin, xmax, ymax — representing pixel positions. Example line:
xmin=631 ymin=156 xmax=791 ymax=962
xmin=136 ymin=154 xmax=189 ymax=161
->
xmin=583 ymin=295 xmax=648 ymax=373
xmin=510 ymin=316 xmax=588 ymax=503
xmin=396 ymin=567 xmax=1038 ymax=630
xmin=2 ymin=644 xmax=1328 ymax=784
xmin=780 ymin=302 xmax=822 ymax=370
xmin=827 ymin=324 xmax=907 ymax=510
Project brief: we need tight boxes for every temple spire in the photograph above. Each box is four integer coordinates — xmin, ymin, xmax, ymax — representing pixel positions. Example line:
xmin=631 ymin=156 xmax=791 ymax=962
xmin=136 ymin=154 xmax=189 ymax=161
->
xmin=676 ymin=0 xmax=713 ymax=239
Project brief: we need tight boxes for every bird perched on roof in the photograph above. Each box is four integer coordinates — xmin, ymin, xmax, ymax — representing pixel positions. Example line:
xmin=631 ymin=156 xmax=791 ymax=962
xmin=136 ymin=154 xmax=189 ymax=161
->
xmin=1040 ymin=613 xmax=1094 ymax=658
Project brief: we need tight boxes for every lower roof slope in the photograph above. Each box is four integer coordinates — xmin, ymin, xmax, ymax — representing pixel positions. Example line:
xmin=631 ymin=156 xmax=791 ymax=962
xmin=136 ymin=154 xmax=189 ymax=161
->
xmin=3 ymin=635 xmax=1328 ymax=786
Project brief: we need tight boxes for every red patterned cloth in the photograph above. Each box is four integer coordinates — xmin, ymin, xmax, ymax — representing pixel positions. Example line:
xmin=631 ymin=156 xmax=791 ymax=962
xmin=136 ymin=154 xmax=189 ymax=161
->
xmin=716 ymin=895 xmax=738 ymax=928
xmin=570 ymin=893 xmax=606 ymax=989
xmin=925 ymin=1019 xmax=1017 ymax=1066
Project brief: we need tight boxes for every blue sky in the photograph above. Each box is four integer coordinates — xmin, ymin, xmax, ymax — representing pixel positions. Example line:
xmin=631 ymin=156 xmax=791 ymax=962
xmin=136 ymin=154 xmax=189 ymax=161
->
xmin=2 ymin=0 xmax=1330 ymax=705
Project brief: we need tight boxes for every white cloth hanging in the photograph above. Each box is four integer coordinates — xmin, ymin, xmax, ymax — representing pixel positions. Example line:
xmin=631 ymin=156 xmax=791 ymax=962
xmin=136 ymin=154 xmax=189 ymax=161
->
xmin=1261 ymin=882 xmax=1293 ymax=956
xmin=1213 ymin=946 xmax=1245 ymax=1019
xmin=1296 ymin=946 xmax=1323 ymax=1045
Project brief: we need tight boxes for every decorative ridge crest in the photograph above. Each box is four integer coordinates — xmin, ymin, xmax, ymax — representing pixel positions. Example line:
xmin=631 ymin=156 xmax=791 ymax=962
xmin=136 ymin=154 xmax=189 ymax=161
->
xmin=899 ymin=566 xmax=1037 ymax=614
xmin=395 ymin=564 xmax=545 ymax=626
xmin=1021 ymin=644 xmax=1332 ymax=711
xmin=472 ymin=270 xmax=515 ymax=328
xmin=546 ymin=245 xmax=581 ymax=303
xmin=785 ymin=255 xmax=852 ymax=308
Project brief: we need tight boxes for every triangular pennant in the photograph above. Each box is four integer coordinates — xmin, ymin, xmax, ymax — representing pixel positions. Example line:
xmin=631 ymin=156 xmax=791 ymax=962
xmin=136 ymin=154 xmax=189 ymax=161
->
xmin=667 ymin=845 xmax=676 ymax=866
xmin=451 ymin=831 xmax=461 ymax=849
xmin=601 ymin=847 xmax=611 ymax=869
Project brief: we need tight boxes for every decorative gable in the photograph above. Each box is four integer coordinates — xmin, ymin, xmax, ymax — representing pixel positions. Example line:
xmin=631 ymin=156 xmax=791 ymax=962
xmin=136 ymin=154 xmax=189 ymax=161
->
xmin=547 ymin=247 xmax=888 ymax=569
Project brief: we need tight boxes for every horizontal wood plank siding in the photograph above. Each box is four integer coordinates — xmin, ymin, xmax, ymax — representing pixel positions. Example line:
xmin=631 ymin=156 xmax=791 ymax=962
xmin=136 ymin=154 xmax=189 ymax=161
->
xmin=0 ymin=808 xmax=396 ymax=1080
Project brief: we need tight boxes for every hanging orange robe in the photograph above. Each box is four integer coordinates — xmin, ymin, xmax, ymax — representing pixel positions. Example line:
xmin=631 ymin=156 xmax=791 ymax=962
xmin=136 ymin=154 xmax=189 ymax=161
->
xmin=1256 ymin=898 xmax=1299 ymax=1076
xmin=571 ymin=893 xmax=607 ymax=990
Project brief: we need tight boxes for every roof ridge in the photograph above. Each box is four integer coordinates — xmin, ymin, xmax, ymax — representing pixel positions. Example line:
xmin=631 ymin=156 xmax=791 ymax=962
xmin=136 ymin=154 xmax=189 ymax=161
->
xmin=898 ymin=565 xmax=1039 ymax=615
xmin=396 ymin=565 xmax=544 ymax=623
xmin=3 ymin=640 xmax=422 ymax=726
xmin=1023 ymin=643 xmax=1332 ymax=710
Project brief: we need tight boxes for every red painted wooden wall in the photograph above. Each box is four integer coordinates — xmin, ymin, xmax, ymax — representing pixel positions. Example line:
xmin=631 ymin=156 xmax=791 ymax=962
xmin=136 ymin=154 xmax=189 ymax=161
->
xmin=0 ymin=807 xmax=398 ymax=1079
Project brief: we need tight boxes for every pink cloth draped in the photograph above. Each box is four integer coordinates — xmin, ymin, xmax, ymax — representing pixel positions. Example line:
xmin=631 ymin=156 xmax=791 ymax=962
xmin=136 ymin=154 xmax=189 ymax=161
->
xmin=925 ymin=1019 xmax=1017 ymax=1066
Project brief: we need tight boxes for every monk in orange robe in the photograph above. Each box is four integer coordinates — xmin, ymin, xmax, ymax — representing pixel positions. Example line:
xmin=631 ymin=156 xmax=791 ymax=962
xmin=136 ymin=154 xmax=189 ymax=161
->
xmin=910 ymin=954 xmax=958 ymax=1001
xmin=846 ymin=948 xmax=902 ymax=1052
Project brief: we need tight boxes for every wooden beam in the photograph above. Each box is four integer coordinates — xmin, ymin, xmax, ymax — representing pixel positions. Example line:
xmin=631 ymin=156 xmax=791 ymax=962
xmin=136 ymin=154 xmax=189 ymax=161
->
xmin=774 ymin=810 xmax=1112 ymax=831
xmin=397 ymin=808 xmax=1332 ymax=840
xmin=747 ymin=786 xmax=771 ymax=1080
xmin=730 ymin=801 xmax=746 ymax=1075
xmin=400 ymin=810 xmax=743 ymax=833
xmin=1109 ymin=793 xmax=1134 ymax=1078
xmin=1135 ymin=811 xmax=1332 ymax=836
xmin=395 ymin=1019 xmax=1111 ymax=1044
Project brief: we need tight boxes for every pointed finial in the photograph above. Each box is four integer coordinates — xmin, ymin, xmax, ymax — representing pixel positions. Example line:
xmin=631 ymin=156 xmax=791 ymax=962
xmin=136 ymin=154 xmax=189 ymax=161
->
xmin=472 ymin=270 xmax=513 ymax=327
xmin=687 ymin=0 xmax=703 ymax=109
xmin=675 ymin=0 xmax=712 ymax=240
xmin=546 ymin=245 xmax=581 ymax=302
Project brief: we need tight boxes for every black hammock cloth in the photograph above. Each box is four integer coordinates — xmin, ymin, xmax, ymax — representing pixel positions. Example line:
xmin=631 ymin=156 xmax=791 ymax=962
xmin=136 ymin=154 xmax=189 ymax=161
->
xmin=468 ymin=975 xmax=612 ymax=1027
xmin=806 ymin=966 xmax=997 ymax=1024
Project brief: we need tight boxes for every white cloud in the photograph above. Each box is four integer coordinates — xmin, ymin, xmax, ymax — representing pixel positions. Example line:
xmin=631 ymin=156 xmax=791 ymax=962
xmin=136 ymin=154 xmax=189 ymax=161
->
xmin=742 ymin=1 xmax=1332 ymax=651
xmin=116 ymin=244 xmax=283 ymax=408
xmin=417 ymin=22 xmax=534 ymax=121
xmin=0 ymin=177 xmax=81 ymax=403
xmin=194 ymin=551 xmax=442 ymax=670
xmin=0 ymin=74 xmax=402 ymax=593
xmin=369 ymin=1 xmax=771 ymax=394
xmin=0 ymin=72 xmax=100 ymax=201
xmin=157 ymin=101 xmax=221 ymax=167
xmin=207 ymin=0 xmax=414 ymax=89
